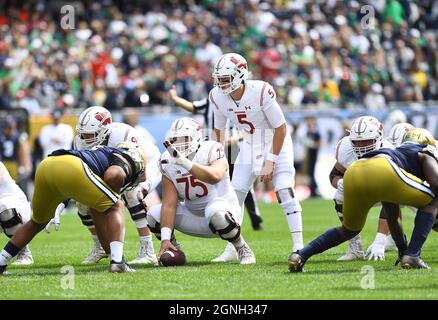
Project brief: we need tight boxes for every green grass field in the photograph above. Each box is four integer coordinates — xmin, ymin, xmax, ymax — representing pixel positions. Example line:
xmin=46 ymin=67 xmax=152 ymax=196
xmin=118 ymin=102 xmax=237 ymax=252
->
xmin=2 ymin=198 xmax=438 ymax=300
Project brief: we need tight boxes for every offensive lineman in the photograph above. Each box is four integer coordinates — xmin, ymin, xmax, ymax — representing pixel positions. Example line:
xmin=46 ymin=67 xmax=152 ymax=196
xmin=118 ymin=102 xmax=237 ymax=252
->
xmin=148 ymin=118 xmax=256 ymax=264
xmin=47 ymin=106 xmax=161 ymax=265
xmin=210 ymin=53 xmax=303 ymax=262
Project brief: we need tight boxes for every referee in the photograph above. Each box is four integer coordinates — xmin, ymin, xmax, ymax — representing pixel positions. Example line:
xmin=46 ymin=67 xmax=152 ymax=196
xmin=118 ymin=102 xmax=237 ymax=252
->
xmin=169 ymin=85 xmax=263 ymax=230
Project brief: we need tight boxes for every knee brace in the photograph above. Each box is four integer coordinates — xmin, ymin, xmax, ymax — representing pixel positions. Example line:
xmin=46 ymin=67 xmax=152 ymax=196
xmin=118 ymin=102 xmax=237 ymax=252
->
xmin=276 ymin=188 xmax=302 ymax=216
xmin=0 ymin=208 xmax=23 ymax=237
xmin=209 ymin=210 xmax=241 ymax=241
xmin=77 ymin=203 xmax=94 ymax=229
xmin=122 ymin=187 xmax=148 ymax=228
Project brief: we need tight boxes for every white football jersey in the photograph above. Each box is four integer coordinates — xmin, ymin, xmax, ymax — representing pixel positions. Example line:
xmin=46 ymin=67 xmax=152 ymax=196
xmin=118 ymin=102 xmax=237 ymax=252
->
xmin=0 ymin=162 xmax=28 ymax=212
xmin=160 ymin=140 xmax=238 ymax=216
xmin=335 ymin=136 xmax=394 ymax=168
xmin=211 ymin=80 xmax=290 ymax=147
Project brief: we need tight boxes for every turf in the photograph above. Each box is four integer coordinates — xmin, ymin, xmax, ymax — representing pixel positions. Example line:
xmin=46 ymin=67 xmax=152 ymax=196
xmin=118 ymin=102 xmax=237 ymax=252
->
xmin=1 ymin=198 xmax=438 ymax=300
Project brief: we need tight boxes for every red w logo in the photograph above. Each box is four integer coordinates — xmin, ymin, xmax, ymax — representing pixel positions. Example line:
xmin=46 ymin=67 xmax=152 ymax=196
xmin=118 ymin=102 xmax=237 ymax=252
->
xmin=230 ymin=56 xmax=247 ymax=70
xmin=95 ymin=112 xmax=112 ymax=126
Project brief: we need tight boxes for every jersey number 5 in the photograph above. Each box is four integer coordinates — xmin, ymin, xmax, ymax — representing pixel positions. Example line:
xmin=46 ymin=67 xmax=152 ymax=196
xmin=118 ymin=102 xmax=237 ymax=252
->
xmin=176 ymin=176 xmax=208 ymax=200
xmin=236 ymin=113 xmax=255 ymax=134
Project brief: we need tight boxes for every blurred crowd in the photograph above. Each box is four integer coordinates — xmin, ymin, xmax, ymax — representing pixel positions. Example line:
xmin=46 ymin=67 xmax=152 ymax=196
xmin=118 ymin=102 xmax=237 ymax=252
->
xmin=0 ymin=0 xmax=438 ymax=114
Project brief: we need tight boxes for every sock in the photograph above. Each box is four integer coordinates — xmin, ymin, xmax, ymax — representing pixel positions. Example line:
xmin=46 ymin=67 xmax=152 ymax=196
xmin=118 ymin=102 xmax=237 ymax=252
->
xmin=0 ymin=241 xmax=21 ymax=266
xmin=140 ymin=235 xmax=152 ymax=243
xmin=406 ymin=210 xmax=435 ymax=257
xmin=299 ymin=227 xmax=347 ymax=261
xmin=92 ymin=235 xmax=99 ymax=243
xmin=110 ymin=241 xmax=124 ymax=263
xmin=373 ymin=232 xmax=387 ymax=246
xmin=286 ymin=214 xmax=303 ymax=250
xmin=232 ymin=237 xmax=245 ymax=249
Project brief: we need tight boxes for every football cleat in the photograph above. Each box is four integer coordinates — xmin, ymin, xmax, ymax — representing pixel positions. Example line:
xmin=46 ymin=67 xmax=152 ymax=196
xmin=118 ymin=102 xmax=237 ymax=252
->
xmin=82 ymin=242 xmax=108 ymax=264
xmin=237 ymin=243 xmax=256 ymax=265
xmin=12 ymin=246 xmax=33 ymax=265
xmin=400 ymin=255 xmax=431 ymax=270
xmin=288 ymin=252 xmax=305 ymax=272
xmin=109 ymin=260 xmax=136 ymax=273
xmin=0 ymin=265 xmax=9 ymax=275
xmin=128 ymin=239 xmax=158 ymax=265
xmin=337 ymin=236 xmax=365 ymax=261
xmin=211 ymin=242 xmax=238 ymax=262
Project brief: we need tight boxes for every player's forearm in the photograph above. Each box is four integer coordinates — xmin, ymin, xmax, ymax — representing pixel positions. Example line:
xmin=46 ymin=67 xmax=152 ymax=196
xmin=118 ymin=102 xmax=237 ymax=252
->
xmin=161 ymin=205 xmax=176 ymax=230
xmin=190 ymin=163 xmax=225 ymax=185
xmin=271 ymin=123 xmax=287 ymax=156
xmin=172 ymin=96 xmax=195 ymax=113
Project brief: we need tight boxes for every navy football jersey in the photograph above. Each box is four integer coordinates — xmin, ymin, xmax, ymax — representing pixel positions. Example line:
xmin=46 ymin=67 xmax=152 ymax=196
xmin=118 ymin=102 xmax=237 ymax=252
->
xmin=362 ymin=143 xmax=426 ymax=180
xmin=49 ymin=146 xmax=127 ymax=179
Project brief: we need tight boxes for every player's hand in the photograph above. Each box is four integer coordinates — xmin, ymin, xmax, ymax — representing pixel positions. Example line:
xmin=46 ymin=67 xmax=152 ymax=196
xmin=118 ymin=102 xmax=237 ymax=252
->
xmin=45 ymin=202 xmax=65 ymax=233
xmin=366 ymin=242 xmax=385 ymax=261
xmin=162 ymin=140 xmax=193 ymax=170
xmin=334 ymin=179 xmax=344 ymax=204
xmin=158 ymin=240 xmax=178 ymax=261
xmin=260 ymin=160 xmax=275 ymax=183
xmin=168 ymin=85 xmax=178 ymax=101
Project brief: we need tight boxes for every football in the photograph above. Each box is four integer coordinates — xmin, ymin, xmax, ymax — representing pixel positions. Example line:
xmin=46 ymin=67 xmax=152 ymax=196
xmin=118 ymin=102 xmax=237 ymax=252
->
xmin=159 ymin=248 xmax=187 ymax=267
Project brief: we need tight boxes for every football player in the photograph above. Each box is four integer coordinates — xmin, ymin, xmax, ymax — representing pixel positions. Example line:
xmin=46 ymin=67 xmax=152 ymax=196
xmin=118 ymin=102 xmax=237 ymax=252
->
xmin=210 ymin=53 xmax=303 ymax=262
xmin=0 ymin=143 xmax=146 ymax=274
xmin=330 ymin=116 xmax=392 ymax=261
xmin=363 ymin=122 xmax=415 ymax=260
xmin=0 ymin=161 xmax=33 ymax=265
xmin=46 ymin=106 xmax=161 ymax=265
xmin=289 ymin=136 xmax=438 ymax=272
xmin=148 ymin=118 xmax=256 ymax=264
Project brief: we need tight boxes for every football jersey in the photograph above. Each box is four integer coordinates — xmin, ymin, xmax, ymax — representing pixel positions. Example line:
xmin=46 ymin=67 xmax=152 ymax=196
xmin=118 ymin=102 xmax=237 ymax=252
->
xmin=108 ymin=122 xmax=160 ymax=165
xmin=0 ymin=161 xmax=28 ymax=212
xmin=335 ymin=136 xmax=393 ymax=169
xmin=49 ymin=146 xmax=129 ymax=179
xmin=160 ymin=140 xmax=238 ymax=216
xmin=210 ymin=80 xmax=290 ymax=147
xmin=362 ymin=143 xmax=428 ymax=180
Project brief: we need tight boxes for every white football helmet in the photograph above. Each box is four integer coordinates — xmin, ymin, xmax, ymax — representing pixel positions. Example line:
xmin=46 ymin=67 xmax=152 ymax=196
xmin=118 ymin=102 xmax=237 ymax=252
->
xmin=75 ymin=106 xmax=112 ymax=150
xmin=349 ymin=116 xmax=383 ymax=157
xmin=166 ymin=117 xmax=203 ymax=157
xmin=212 ymin=53 xmax=249 ymax=94
xmin=387 ymin=122 xmax=414 ymax=147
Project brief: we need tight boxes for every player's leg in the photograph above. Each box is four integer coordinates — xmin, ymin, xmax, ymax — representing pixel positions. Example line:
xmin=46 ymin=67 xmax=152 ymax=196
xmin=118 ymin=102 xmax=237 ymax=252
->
xmin=273 ymin=144 xmax=303 ymax=253
xmin=244 ymin=188 xmax=263 ymax=230
xmin=122 ymin=186 xmax=157 ymax=265
xmin=206 ymin=199 xmax=255 ymax=264
xmin=77 ymin=203 xmax=108 ymax=264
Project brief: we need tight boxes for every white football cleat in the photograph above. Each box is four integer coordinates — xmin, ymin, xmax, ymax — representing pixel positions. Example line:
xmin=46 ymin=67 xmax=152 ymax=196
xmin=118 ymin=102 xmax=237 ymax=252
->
xmin=129 ymin=239 xmax=158 ymax=265
xmin=237 ymin=243 xmax=256 ymax=265
xmin=82 ymin=242 xmax=108 ymax=264
xmin=384 ymin=235 xmax=398 ymax=252
xmin=211 ymin=242 xmax=238 ymax=262
xmin=337 ymin=235 xmax=365 ymax=261
xmin=12 ymin=246 xmax=33 ymax=265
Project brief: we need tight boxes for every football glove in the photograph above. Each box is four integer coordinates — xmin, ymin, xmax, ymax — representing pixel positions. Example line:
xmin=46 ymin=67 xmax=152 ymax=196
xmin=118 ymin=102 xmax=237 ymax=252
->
xmin=45 ymin=202 xmax=65 ymax=233
xmin=366 ymin=242 xmax=385 ymax=261
xmin=161 ymin=140 xmax=194 ymax=171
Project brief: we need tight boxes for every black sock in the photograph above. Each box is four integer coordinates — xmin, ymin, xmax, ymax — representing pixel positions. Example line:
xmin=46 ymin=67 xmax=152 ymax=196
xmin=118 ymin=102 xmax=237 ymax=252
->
xmin=406 ymin=210 xmax=435 ymax=257
xmin=0 ymin=241 xmax=22 ymax=266
xmin=299 ymin=227 xmax=348 ymax=260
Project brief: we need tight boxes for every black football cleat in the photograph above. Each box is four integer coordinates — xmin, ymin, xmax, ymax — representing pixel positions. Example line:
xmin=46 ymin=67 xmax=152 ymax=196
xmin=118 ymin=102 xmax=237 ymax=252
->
xmin=0 ymin=265 xmax=10 ymax=275
xmin=400 ymin=255 xmax=431 ymax=270
xmin=109 ymin=260 xmax=136 ymax=273
xmin=288 ymin=252 xmax=305 ymax=272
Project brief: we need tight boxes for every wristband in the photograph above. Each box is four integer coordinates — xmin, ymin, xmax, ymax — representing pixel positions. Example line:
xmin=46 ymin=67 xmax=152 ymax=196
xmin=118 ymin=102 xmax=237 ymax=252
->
xmin=180 ymin=157 xmax=194 ymax=171
xmin=266 ymin=153 xmax=279 ymax=163
xmin=161 ymin=227 xmax=172 ymax=241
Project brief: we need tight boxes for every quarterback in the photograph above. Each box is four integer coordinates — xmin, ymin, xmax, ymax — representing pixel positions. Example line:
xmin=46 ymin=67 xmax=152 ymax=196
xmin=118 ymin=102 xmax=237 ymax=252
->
xmin=46 ymin=106 xmax=161 ymax=265
xmin=289 ymin=137 xmax=438 ymax=272
xmin=148 ymin=118 xmax=256 ymax=264
xmin=210 ymin=53 xmax=303 ymax=262
xmin=0 ymin=143 xmax=146 ymax=274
